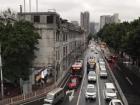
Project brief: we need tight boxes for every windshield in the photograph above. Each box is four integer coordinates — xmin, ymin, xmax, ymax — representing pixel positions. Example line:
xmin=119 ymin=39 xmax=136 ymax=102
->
xmin=47 ymin=94 xmax=54 ymax=100
xmin=87 ymin=87 xmax=96 ymax=93
xmin=71 ymin=78 xmax=76 ymax=83
xmin=101 ymin=70 xmax=106 ymax=73
xmin=115 ymin=102 xmax=122 ymax=105
xmin=88 ymin=72 xmax=95 ymax=76
xmin=107 ymin=89 xmax=115 ymax=93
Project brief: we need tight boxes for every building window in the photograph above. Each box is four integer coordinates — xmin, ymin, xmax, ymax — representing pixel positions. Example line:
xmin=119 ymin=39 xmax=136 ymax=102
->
xmin=47 ymin=15 xmax=54 ymax=24
xmin=56 ymin=50 xmax=60 ymax=61
xmin=56 ymin=30 xmax=60 ymax=42
xmin=58 ymin=51 xmax=60 ymax=60
xmin=66 ymin=46 xmax=67 ymax=55
xmin=34 ymin=15 xmax=40 ymax=23
xmin=63 ymin=47 xmax=66 ymax=56
xmin=66 ymin=34 xmax=67 ymax=41
xmin=63 ymin=34 xmax=65 ymax=41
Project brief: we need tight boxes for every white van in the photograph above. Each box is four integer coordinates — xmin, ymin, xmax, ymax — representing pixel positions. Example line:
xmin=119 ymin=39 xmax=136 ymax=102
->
xmin=44 ymin=88 xmax=65 ymax=105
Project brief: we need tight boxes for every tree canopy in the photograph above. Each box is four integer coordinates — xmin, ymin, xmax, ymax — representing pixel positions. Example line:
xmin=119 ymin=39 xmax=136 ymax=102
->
xmin=0 ymin=20 xmax=40 ymax=84
xmin=97 ymin=17 xmax=140 ymax=65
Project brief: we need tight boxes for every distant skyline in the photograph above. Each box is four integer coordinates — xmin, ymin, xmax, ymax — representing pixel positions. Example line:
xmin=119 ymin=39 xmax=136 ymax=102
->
xmin=0 ymin=0 xmax=140 ymax=22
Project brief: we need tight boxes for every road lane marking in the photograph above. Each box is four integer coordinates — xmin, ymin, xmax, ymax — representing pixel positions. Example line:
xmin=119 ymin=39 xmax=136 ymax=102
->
xmin=126 ymin=77 xmax=133 ymax=86
xmin=97 ymin=67 xmax=101 ymax=105
xmin=76 ymin=54 xmax=87 ymax=105
xmin=69 ymin=90 xmax=75 ymax=102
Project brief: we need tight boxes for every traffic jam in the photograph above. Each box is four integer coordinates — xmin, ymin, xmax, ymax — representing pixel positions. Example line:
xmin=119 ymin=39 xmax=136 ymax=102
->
xmin=43 ymin=41 xmax=124 ymax=105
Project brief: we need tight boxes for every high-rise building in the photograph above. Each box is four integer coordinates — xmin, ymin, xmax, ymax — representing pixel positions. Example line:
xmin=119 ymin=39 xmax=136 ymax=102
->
xmin=90 ymin=22 xmax=100 ymax=34
xmin=90 ymin=22 xmax=95 ymax=34
xmin=100 ymin=13 xmax=119 ymax=29
xmin=80 ymin=11 xmax=90 ymax=35
xmin=111 ymin=13 xmax=119 ymax=23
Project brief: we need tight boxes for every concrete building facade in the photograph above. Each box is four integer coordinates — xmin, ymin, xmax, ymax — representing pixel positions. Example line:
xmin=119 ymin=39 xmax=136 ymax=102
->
xmin=100 ymin=13 xmax=119 ymax=29
xmin=17 ymin=12 xmax=85 ymax=82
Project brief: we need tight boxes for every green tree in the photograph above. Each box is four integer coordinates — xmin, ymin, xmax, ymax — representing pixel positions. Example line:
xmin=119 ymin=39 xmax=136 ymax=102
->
xmin=97 ymin=18 xmax=140 ymax=66
xmin=0 ymin=21 xmax=40 ymax=84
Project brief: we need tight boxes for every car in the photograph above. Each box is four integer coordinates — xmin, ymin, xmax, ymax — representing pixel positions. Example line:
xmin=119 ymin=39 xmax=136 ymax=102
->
xmin=100 ymin=64 xmax=106 ymax=70
xmin=44 ymin=88 xmax=65 ymax=105
xmin=105 ymin=56 xmax=113 ymax=63
xmin=88 ymin=71 xmax=97 ymax=82
xmin=100 ymin=69 xmax=108 ymax=78
xmin=104 ymin=83 xmax=117 ymax=101
xmin=67 ymin=76 xmax=79 ymax=89
xmin=109 ymin=99 xmax=123 ymax=105
xmin=85 ymin=84 xmax=96 ymax=100
xmin=98 ymin=58 xmax=104 ymax=62
xmin=87 ymin=68 xmax=96 ymax=74
xmin=87 ymin=57 xmax=96 ymax=69
xmin=99 ymin=63 xmax=106 ymax=70
xmin=99 ymin=61 xmax=105 ymax=66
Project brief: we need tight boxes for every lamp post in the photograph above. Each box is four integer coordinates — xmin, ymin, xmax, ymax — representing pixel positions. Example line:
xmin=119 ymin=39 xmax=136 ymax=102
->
xmin=0 ymin=44 xmax=4 ymax=98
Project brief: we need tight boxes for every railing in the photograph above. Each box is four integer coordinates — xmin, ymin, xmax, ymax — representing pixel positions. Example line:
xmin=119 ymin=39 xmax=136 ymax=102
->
xmin=0 ymin=84 xmax=56 ymax=105
xmin=0 ymin=47 xmax=86 ymax=105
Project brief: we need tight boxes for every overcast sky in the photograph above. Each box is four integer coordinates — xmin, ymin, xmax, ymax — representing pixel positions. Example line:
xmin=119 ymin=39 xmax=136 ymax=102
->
xmin=1 ymin=0 xmax=140 ymax=23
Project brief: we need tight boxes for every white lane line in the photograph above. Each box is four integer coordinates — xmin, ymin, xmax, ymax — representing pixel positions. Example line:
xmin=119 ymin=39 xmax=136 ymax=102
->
xmin=126 ymin=77 xmax=133 ymax=86
xmin=76 ymin=54 xmax=87 ymax=105
xmin=97 ymin=62 xmax=101 ymax=105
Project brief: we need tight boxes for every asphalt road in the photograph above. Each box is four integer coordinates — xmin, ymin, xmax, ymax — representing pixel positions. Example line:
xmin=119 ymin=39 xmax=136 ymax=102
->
xmin=102 ymin=45 xmax=140 ymax=105
xmin=112 ymin=63 xmax=140 ymax=105
xmin=21 ymin=41 xmax=122 ymax=105
xmin=77 ymin=42 xmax=121 ymax=105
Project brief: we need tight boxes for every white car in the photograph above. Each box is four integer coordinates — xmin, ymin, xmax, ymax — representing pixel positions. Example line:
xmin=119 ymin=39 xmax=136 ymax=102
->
xmin=109 ymin=99 xmax=123 ymax=105
xmin=88 ymin=71 xmax=96 ymax=82
xmin=85 ymin=84 xmax=96 ymax=100
xmin=104 ymin=83 xmax=117 ymax=101
xmin=98 ymin=58 xmax=104 ymax=62
xmin=99 ymin=61 xmax=105 ymax=66
xmin=100 ymin=70 xmax=108 ymax=78
xmin=100 ymin=65 xmax=106 ymax=70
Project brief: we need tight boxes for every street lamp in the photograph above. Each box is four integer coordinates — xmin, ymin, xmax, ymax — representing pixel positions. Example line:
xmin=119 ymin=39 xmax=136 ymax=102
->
xmin=0 ymin=43 xmax=4 ymax=98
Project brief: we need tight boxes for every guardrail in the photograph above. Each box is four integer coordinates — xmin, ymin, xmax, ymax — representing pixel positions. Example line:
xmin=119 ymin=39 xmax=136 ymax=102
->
xmin=0 ymin=48 xmax=86 ymax=105
xmin=0 ymin=84 xmax=56 ymax=105
xmin=100 ymin=49 xmax=128 ymax=105
xmin=0 ymin=65 xmax=73 ymax=105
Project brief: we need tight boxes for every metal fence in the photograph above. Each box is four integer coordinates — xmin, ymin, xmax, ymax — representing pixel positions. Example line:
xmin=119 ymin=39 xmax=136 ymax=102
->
xmin=0 ymin=84 xmax=56 ymax=105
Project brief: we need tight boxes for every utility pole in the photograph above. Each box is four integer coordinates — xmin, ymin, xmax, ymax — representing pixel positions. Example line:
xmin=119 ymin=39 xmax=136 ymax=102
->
xmin=0 ymin=44 xmax=4 ymax=98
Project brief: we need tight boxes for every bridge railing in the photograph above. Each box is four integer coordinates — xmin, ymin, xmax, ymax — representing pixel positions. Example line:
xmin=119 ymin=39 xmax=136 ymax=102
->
xmin=0 ymin=84 xmax=56 ymax=105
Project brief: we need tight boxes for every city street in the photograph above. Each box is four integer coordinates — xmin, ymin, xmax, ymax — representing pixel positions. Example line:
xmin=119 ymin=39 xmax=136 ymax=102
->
xmin=77 ymin=43 xmax=119 ymax=105
xmin=22 ymin=41 xmax=123 ymax=105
